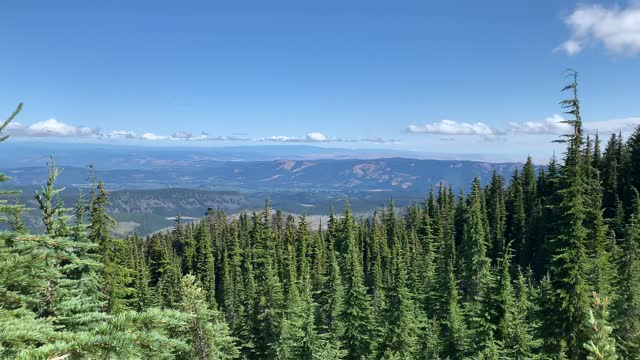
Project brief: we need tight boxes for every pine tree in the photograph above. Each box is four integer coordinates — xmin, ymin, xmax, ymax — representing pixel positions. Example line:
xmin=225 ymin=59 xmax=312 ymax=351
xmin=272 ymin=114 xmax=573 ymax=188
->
xmin=459 ymin=179 xmax=495 ymax=356
xmin=89 ymin=178 xmax=132 ymax=313
xmin=438 ymin=190 xmax=468 ymax=359
xmin=583 ymin=293 xmax=618 ymax=360
xmin=277 ymin=242 xmax=325 ymax=359
xmin=583 ymin=143 xmax=615 ymax=300
xmin=0 ymin=103 xmax=26 ymax=228
xmin=50 ymin=187 xmax=108 ymax=337
xmin=548 ymin=71 xmax=592 ymax=358
xmin=129 ymin=235 xmax=154 ymax=311
xmin=340 ymin=203 xmax=375 ymax=360
xmin=628 ymin=126 xmax=640 ymax=199
xmin=194 ymin=222 xmax=216 ymax=308
xmin=36 ymin=161 xmax=72 ymax=238
xmin=178 ymin=274 xmax=239 ymax=360
xmin=249 ymin=202 xmax=284 ymax=359
xmin=461 ymin=178 xmax=492 ymax=301
xmin=611 ymin=188 xmax=640 ymax=358
xmin=416 ymin=201 xmax=437 ymax=316
xmin=506 ymin=170 xmax=527 ymax=267
xmin=493 ymin=247 xmax=541 ymax=359
xmin=523 ymin=156 xmax=540 ymax=268
xmin=317 ymin=235 xmax=345 ymax=341
xmin=379 ymin=238 xmax=418 ymax=359
xmin=601 ymin=134 xmax=621 ymax=221
xmin=486 ymin=171 xmax=506 ymax=262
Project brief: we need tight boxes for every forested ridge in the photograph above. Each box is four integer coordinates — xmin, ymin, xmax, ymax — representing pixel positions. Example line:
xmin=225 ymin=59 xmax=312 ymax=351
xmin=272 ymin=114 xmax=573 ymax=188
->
xmin=2 ymin=74 xmax=640 ymax=359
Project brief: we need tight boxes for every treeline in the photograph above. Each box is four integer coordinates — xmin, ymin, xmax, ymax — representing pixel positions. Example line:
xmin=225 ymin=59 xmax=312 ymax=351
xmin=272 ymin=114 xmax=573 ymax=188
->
xmin=2 ymin=73 xmax=640 ymax=359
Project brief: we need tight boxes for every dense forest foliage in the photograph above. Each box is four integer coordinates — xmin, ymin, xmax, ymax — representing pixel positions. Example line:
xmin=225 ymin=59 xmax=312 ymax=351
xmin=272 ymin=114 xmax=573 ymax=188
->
xmin=2 ymin=73 xmax=640 ymax=359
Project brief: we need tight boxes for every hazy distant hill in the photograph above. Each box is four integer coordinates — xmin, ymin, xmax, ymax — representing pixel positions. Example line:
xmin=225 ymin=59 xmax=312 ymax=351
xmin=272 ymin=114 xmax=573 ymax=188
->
xmin=1 ymin=144 xmax=528 ymax=235
xmin=2 ymin=157 xmax=521 ymax=192
xmin=0 ymin=143 xmax=518 ymax=169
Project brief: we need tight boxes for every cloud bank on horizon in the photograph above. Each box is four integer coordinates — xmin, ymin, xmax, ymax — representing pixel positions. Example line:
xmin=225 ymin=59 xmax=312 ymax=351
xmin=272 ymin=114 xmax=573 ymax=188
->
xmin=407 ymin=115 xmax=640 ymax=140
xmin=5 ymin=119 xmax=397 ymax=144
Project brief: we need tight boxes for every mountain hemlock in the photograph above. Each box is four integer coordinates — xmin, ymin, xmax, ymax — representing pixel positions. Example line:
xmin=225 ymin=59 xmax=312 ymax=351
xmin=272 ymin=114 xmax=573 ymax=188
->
xmin=2 ymin=73 xmax=640 ymax=358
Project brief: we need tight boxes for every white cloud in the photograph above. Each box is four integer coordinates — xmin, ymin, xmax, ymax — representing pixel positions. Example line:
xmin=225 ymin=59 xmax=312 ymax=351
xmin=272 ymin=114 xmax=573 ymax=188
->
xmin=7 ymin=118 xmax=99 ymax=137
xmin=408 ymin=114 xmax=640 ymax=139
xmin=508 ymin=114 xmax=572 ymax=135
xmin=509 ymin=115 xmax=640 ymax=135
xmin=8 ymin=121 xmax=251 ymax=142
xmin=585 ymin=117 xmax=640 ymax=134
xmin=108 ymin=130 xmax=138 ymax=139
xmin=259 ymin=132 xmax=397 ymax=143
xmin=406 ymin=120 xmax=495 ymax=136
xmin=6 ymin=119 xmax=389 ymax=144
xmin=361 ymin=136 xmax=399 ymax=144
xmin=175 ymin=132 xmax=250 ymax=141
xmin=171 ymin=131 xmax=193 ymax=139
xmin=140 ymin=132 xmax=167 ymax=141
xmin=259 ymin=132 xmax=337 ymax=143
xmin=558 ymin=3 xmax=640 ymax=55
xmin=306 ymin=132 xmax=329 ymax=142
xmin=558 ymin=39 xmax=583 ymax=55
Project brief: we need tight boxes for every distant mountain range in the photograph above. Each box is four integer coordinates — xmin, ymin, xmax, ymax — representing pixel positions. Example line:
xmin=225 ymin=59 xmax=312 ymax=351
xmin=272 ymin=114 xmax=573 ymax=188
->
xmin=2 ymin=157 xmax=520 ymax=193
xmin=0 ymin=142 xmax=519 ymax=169
xmin=1 ymin=143 xmax=528 ymax=235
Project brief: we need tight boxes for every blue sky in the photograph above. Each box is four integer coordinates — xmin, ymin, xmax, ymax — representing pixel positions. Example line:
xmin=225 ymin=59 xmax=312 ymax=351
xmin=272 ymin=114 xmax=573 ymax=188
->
xmin=1 ymin=0 xmax=639 ymax=162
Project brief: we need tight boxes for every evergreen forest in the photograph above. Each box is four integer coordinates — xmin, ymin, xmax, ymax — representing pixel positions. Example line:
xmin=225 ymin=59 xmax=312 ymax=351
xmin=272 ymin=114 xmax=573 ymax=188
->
xmin=2 ymin=73 xmax=640 ymax=359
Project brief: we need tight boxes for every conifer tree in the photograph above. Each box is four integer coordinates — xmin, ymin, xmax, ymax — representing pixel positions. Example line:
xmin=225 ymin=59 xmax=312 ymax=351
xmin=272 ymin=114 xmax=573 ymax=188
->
xmin=340 ymin=203 xmax=375 ymax=360
xmin=178 ymin=274 xmax=239 ymax=360
xmin=89 ymin=178 xmax=132 ymax=313
xmin=317 ymin=234 xmax=345 ymax=342
xmin=583 ymin=144 xmax=616 ymax=299
xmin=601 ymin=134 xmax=621 ymax=221
xmin=583 ymin=293 xmax=618 ymax=360
xmin=506 ymin=268 xmax=542 ymax=358
xmin=549 ymin=70 xmax=591 ymax=358
xmin=416 ymin=202 xmax=437 ymax=315
xmin=0 ymin=103 xmax=26 ymax=228
xmin=249 ymin=203 xmax=284 ymax=359
xmin=438 ymin=191 xmax=468 ymax=359
xmin=34 ymin=158 xmax=69 ymax=237
xmin=277 ymin=242 xmax=326 ymax=359
xmin=486 ymin=171 xmax=506 ymax=262
xmin=194 ymin=222 xmax=216 ymax=308
xmin=522 ymin=156 xmax=540 ymax=267
xmin=129 ymin=235 xmax=154 ymax=311
xmin=507 ymin=170 xmax=527 ymax=267
xmin=612 ymin=188 xmax=640 ymax=358
xmin=461 ymin=178 xmax=491 ymax=300
xmin=380 ymin=237 xmax=418 ymax=359
xmin=628 ymin=126 xmax=640 ymax=198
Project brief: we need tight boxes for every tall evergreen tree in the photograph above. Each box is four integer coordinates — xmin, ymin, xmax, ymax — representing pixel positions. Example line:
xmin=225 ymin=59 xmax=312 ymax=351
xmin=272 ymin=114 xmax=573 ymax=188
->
xmin=340 ymin=203 xmax=375 ymax=360
xmin=486 ymin=171 xmax=506 ymax=262
xmin=178 ymin=274 xmax=239 ymax=360
xmin=438 ymin=190 xmax=468 ymax=359
xmin=194 ymin=222 xmax=216 ymax=308
xmin=612 ymin=188 xmax=640 ymax=358
xmin=628 ymin=126 xmax=640 ymax=199
xmin=549 ymin=70 xmax=591 ymax=358
xmin=506 ymin=170 xmax=527 ymax=267
xmin=249 ymin=202 xmax=284 ymax=359
xmin=89 ymin=178 xmax=132 ymax=313
xmin=380 ymin=236 xmax=417 ymax=359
